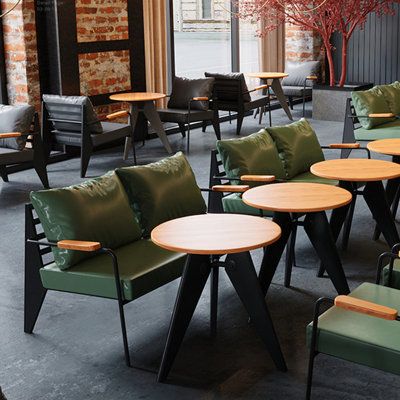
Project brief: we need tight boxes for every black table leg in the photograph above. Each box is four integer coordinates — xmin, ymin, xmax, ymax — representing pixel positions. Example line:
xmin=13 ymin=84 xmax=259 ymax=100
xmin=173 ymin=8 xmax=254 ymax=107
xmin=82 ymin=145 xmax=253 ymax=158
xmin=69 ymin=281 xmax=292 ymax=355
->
xmin=157 ymin=254 xmax=210 ymax=382
xmin=226 ymin=252 xmax=287 ymax=372
xmin=304 ymin=211 xmax=350 ymax=295
xmin=259 ymin=212 xmax=293 ymax=296
xmin=363 ymin=180 xmax=400 ymax=247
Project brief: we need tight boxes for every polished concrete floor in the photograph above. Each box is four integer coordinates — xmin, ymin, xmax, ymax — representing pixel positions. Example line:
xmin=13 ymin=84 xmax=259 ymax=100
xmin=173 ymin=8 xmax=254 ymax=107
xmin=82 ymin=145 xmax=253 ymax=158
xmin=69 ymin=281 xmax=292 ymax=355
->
xmin=1 ymin=106 xmax=399 ymax=400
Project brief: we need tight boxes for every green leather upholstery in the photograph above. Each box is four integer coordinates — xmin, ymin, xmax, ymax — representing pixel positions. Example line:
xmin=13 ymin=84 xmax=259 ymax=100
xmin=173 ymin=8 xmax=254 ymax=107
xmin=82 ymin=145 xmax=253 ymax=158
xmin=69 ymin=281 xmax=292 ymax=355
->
xmin=222 ymin=193 xmax=273 ymax=216
xmin=116 ymin=152 xmax=206 ymax=237
xmin=289 ymin=171 xmax=337 ymax=186
xmin=40 ymin=239 xmax=186 ymax=301
xmin=216 ymin=129 xmax=286 ymax=186
xmin=382 ymin=259 xmax=400 ymax=289
xmin=355 ymin=120 xmax=400 ymax=141
xmin=378 ymin=82 xmax=400 ymax=115
xmin=306 ymin=283 xmax=400 ymax=375
xmin=30 ymin=172 xmax=141 ymax=270
xmin=266 ymin=118 xmax=324 ymax=179
xmin=352 ymin=87 xmax=395 ymax=129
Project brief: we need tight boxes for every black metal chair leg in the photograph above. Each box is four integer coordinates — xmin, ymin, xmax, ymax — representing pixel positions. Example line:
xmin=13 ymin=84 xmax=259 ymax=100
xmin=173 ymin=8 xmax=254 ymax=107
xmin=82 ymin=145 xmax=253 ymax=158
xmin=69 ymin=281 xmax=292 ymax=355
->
xmin=341 ymin=195 xmax=356 ymax=250
xmin=80 ymin=142 xmax=92 ymax=178
xmin=178 ymin=123 xmax=186 ymax=138
xmin=226 ymin=252 xmax=287 ymax=372
xmin=201 ymin=121 xmax=207 ymax=133
xmin=284 ymin=223 xmax=298 ymax=288
xmin=210 ymin=266 xmax=219 ymax=337
xmin=236 ymin=112 xmax=244 ymax=136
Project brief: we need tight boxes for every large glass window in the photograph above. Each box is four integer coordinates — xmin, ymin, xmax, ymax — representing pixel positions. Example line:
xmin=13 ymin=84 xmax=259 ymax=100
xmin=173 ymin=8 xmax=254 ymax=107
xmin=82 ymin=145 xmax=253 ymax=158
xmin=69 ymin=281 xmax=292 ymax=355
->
xmin=240 ymin=19 xmax=260 ymax=73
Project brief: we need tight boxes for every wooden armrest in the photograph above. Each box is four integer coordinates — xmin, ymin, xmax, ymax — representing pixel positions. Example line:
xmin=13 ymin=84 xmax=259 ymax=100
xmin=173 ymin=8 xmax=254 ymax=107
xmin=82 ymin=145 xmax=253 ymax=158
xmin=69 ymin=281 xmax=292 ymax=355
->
xmin=335 ymin=295 xmax=398 ymax=320
xmin=212 ymin=185 xmax=250 ymax=193
xmin=329 ymin=143 xmax=360 ymax=149
xmin=368 ymin=113 xmax=395 ymax=118
xmin=192 ymin=96 xmax=209 ymax=101
xmin=0 ymin=132 xmax=22 ymax=139
xmin=57 ymin=240 xmax=102 ymax=252
xmin=306 ymin=75 xmax=318 ymax=80
xmin=254 ymin=84 xmax=269 ymax=91
xmin=240 ymin=174 xmax=275 ymax=183
xmin=106 ymin=110 xmax=129 ymax=120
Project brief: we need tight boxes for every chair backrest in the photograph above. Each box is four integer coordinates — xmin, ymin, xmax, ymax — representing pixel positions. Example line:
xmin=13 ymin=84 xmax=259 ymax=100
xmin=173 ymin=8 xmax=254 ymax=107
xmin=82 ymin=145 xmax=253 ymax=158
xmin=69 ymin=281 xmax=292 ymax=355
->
xmin=341 ymin=98 xmax=359 ymax=158
xmin=205 ymin=72 xmax=251 ymax=104
xmin=208 ymin=149 xmax=230 ymax=213
xmin=282 ymin=61 xmax=321 ymax=87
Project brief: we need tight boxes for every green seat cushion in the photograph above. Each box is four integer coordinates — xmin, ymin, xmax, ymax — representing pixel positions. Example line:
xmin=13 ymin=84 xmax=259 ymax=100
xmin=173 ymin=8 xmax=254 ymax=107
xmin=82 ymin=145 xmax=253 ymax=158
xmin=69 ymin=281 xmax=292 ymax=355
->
xmin=289 ymin=171 xmax=338 ymax=186
xmin=222 ymin=193 xmax=273 ymax=217
xmin=266 ymin=118 xmax=325 ymax=179
xmin=355 ymin=120 xmax=400 ymax=141
xmin=40 ymin=239 xmax=186 ymax=301
xmin=116 ymin=152 xmax=206 ymax=237
xmin=216 ymin=128 xmax=286 ymax=186
xmin=382 ymin=259 xmax=400 ymax=289
xmin=352 ymin=86 xmax=396 ymax=130
xmin=30 ymin=172 xmax=141 ymax=270
xmin=377 ymin=82 xmax=400 ymax=115
xmin=306 ymin=282 xmax=400 ymax=375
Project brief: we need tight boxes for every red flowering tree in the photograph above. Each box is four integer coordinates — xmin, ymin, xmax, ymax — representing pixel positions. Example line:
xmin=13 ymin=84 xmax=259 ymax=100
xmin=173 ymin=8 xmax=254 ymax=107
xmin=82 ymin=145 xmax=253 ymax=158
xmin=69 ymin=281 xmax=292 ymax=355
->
xmin=237 ymin=0 xmax=400 ymax=86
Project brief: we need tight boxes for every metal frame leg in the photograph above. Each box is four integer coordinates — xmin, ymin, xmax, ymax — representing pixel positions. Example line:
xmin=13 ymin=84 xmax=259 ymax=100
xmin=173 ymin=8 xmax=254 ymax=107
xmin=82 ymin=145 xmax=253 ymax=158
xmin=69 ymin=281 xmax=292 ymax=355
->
xmin=226 ymin=252 xmax=287 ymax=372
xmin=284 ymin=221 xmax=298 ymax=288
xmin=341 ymin=194 xmax=357 ymax=250
xmin=210 ymin=265 xmax=219 ymax=338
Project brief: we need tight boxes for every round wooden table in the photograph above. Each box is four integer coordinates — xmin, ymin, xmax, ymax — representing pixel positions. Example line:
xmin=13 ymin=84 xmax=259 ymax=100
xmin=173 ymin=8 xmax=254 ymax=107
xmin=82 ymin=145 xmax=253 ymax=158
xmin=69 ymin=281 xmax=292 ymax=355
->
xmin=367 ymin=138 xmax=400 ymax=156
xmin=311 ymin=158 xmax=400 ymax=248
xmin=110 ymin=92 xmax=172 ymax=157
xmin=247 ymin=72 xmax=292 ymax=120
xmin=151 ymin=213 xmax=286 ymax=382
xmin=242 ymin=183 xmax=352 ymax=295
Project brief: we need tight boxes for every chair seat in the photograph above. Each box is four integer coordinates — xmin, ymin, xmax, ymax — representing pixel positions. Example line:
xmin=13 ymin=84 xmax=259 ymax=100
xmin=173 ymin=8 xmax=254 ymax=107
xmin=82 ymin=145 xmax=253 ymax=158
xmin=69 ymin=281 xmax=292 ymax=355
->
xmin=306 ymin=282 xmax=400 ymax=375
xmin=0 ymin=147 xmax=34 ymax=165
xmin=282 ymin=86 xmax=312 ymax=97
xmin=40 ymin=239 xmax=186 ymax=301
xmin=222 ymin=193 xmax=273 ymax=217
xmin=158 ymin=108 xmax=214 ymax=123
xmin=355 ymin=120 xmax=400 ymax=141
xmin=382 ymin=259 xmax=400 ymax=289
xmin=289 ymin=171 xmax=338 ymax=186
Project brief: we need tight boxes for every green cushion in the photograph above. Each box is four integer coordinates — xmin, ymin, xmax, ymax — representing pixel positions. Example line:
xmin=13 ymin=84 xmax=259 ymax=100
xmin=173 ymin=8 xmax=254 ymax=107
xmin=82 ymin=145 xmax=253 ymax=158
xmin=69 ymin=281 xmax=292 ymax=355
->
xmin=377 ymin=82 xmax=400 ymax=115
xmin=289 ymin=171 xmax=338 ymax=186
xmin=40 ymin=239 xmax=186 ymax=301
xmin=354 ymin=120 xmax=400 ymax=141
xmin=30 ymin=172 xmax=141 ymax=270
xmin=382 ymin=259 xmax=400 ymax=289
xmin=116 ymin=152 xmax=206 ymax=237
xmin=266 ymin=118 xmax=325 ymax=179
xmin=216 ymin=129 xmax=286 ymax=186
xmin=352 ymin=86 xmax=395 ymax=130
xmin=306 ymin=282 xmax=400 ymax=375
xmin=222 ymin=193 xmax=273 ymax=217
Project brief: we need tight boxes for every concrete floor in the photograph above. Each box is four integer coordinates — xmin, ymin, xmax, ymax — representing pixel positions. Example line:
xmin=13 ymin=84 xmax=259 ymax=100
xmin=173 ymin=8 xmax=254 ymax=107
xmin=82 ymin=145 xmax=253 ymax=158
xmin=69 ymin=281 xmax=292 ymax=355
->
xmin=1 ymin=105 xmax=399 ymax=400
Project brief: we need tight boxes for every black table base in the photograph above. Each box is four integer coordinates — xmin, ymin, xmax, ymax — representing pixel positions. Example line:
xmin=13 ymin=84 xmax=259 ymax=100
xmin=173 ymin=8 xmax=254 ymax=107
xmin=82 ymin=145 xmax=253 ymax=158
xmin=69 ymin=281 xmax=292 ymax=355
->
xmin=157 ymin=252 xmax=287 ymax=382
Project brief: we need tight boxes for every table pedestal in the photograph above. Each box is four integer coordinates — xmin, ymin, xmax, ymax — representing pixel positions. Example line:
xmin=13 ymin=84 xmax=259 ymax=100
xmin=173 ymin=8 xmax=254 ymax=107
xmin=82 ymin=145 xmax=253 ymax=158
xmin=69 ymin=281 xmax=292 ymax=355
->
xmin=157 ymin=251 xmax=287 ymax=382
xmin=259 ymin=211 xmax=350 ymax=296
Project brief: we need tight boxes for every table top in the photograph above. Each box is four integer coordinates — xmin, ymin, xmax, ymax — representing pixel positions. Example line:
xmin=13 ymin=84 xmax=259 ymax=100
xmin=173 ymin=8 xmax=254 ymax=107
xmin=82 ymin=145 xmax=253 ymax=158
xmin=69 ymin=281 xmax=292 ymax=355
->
xmin=151 ymin=214 xmax=281 ymax=255
xmin=242 ymin=183 xmax=352 ymax=213
xmin=247 ymin=72 xmax=288 ymax=80
xmin=110 ymin=92 xmax=166 ymax=102
xmin=311 ymin=158 xmax=400 ymax=182
xmin=367 ymin=139 xmax=400 ymax=156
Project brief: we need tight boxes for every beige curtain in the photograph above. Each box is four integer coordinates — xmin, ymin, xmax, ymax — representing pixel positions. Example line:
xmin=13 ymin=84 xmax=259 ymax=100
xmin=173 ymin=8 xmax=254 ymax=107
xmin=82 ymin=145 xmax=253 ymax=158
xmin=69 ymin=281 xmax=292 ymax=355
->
xmin=258 ymin=21 xmax=285 ymax=72
xmin=143 ymin=0 xmax=168 ymax=105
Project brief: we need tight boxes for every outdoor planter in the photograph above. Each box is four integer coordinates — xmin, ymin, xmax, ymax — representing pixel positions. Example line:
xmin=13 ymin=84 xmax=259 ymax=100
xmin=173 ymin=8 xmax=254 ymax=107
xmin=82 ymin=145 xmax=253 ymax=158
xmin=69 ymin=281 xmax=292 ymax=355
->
xmin=313 ymin=83 xmax=373 ymax=122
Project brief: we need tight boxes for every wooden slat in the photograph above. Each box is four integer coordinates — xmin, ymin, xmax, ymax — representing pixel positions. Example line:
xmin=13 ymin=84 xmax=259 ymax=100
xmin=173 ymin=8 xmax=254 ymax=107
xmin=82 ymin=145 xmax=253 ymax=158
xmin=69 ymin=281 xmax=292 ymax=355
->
xmin=57 ymin=240 xmax=101 ymax=252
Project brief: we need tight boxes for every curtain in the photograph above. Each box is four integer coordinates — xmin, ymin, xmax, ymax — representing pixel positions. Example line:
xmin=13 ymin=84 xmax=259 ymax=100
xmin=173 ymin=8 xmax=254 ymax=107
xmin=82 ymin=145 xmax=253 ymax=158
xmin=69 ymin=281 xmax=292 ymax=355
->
xmin=258 ymin=21 xmax=285 ymax=72
xmin=143 ymin=0 xmax=168 ymax=105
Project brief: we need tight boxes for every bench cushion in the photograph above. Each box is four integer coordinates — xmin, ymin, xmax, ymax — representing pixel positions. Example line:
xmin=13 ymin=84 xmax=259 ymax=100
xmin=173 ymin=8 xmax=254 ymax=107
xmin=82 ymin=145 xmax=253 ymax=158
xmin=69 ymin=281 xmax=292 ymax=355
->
xmin=352 ymin=87 xmax=395 ymax=130
xmin=382 ymin=259 xmax=400 ymax=289
xmin=306 ymin=282 xmax=400 ymax=375
xmin=354 ymin=120 xmax=400 ymax=141
xmin=289 ymin=171 xmax=338 ymax=186
xmin=40 ymin=239 xmax=186 ymax=301
xmin=378 ymin=82 xmax=400 ymax=115
xmin=116 ymin=152 xmax=207 ymax=237
xmin=216 ymin=129 xmax=286 ymax=186
xmin=267 ymin=118 xmax=324 ymax=179
xmin=222 ymin=193 xmax=273 ymax=217
xmin=30 ymin=172 xmax=142 ymax=270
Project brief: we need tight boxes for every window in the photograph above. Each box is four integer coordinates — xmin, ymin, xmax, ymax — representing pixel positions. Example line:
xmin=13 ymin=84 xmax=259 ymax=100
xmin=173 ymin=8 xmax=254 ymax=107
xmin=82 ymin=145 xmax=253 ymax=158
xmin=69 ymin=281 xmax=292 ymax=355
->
xmin=202 ymin=0 xmax=212 ymax=19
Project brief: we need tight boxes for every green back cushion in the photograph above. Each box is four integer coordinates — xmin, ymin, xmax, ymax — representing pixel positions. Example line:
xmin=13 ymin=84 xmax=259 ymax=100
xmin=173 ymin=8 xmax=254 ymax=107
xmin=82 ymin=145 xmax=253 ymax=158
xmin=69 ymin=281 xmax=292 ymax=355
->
xmin=216 ymin=129 xmax=286 ymax=186
xmin=266 ymin=118 xmax=324 ymax=179
xmin=352 ymin=86 xmax=395 ymax=129
xmin=377 ymin=82 xmax=400 ymax=115
xmin=116 ymin=152 xmax=206 ymax=237
xmin=30 ymin=172 xmax=141 ymax=270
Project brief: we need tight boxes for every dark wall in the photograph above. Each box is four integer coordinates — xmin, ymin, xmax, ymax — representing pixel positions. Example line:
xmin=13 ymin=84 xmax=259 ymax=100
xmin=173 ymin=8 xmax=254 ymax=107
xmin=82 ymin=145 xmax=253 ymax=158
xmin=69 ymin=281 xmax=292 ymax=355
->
xmin=332 ymin=4 xmax=400 ymax=85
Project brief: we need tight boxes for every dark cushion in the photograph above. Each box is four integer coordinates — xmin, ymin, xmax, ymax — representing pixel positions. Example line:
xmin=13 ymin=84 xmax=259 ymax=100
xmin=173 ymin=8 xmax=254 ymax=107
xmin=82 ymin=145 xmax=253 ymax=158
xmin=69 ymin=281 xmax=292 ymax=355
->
xmin=266 ymin=118 xmax=324 ymax=179
xmin=216 ymin=129 xmax=286 ymax=186
xmin=30 ymin=172 xmax=142 ymax=270
xmin=0 ymin=104 xmax=35 ymax=150
xmin=43 ymin=94 xmax=103 ymax=134
xmin=116 ymin=152 xmax=207 ymax=237
xmin=158 ymin=108 xmax=214 ymax=123
xmin=377 ymin=82 xmax=400 ymax=115
xmin=282 ymin=86 xmax=312 ymax=97
xmin=168 ymin=77 xmax=214 ymax=111
xmin=352 ymin=86 xmax=395 ymax=130
xmin=205 ymin=72 xmax=251 ymax=102
xmin=281 ymin=61 xmax=320 ymax=87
